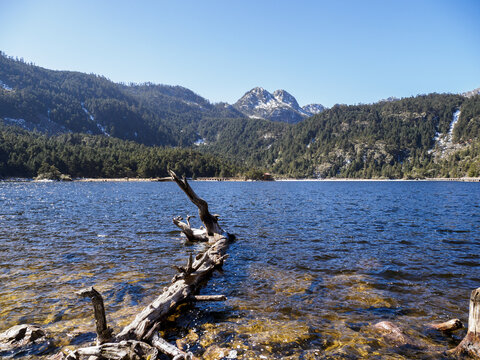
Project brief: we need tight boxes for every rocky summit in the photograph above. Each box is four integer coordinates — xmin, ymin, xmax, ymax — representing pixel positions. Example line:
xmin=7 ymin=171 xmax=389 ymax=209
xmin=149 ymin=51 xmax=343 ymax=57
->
xmin=233 ymin=87 xmax=325 ymax=123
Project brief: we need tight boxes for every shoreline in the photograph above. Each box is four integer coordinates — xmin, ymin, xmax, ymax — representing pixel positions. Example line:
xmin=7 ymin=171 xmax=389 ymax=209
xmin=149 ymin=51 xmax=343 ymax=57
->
xmin=1 ymin=177 xmax=479 ymax=183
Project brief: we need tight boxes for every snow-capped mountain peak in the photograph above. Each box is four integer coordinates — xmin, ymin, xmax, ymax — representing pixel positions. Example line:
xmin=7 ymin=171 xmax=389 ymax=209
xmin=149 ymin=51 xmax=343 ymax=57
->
xmin=273 ymin=89 xmax=300 ymax=109
xmin=462 ymin=87 xmax=480 ymax=98
xmin=302 ymin=104 xmax=325 ymax=115
xmin=233 ymin=87 xmax=324 ymax=123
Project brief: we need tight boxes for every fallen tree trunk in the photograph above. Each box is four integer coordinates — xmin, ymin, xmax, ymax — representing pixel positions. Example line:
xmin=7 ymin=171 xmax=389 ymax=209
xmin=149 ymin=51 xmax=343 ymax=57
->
xmin=116 ymin=172 xmax=231 ymax=341
xmin=116 ymin=235 xmax=230 ymax=341
xmin=168 ymin=171 xmax=229 ymax=240
xmin=373 ymin=289 xmax=480 ymax=358
xmin=56 ymin=171 xmax=232 ymax=359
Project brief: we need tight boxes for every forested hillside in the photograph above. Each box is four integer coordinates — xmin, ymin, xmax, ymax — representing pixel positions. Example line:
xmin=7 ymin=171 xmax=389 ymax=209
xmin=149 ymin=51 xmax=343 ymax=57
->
xmin=195 ymin=94 xmax=480 ymax=178
xmin=1 ymin=52 xmax=479 ymax=179
xmin=0 ymin=52 xmax=242 ymax=147
xmin=0 ymin=124 xmax=238 ymax=179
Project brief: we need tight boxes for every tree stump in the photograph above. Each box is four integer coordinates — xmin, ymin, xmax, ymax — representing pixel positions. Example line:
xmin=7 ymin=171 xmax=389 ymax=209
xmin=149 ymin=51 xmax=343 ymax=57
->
xmin=448 ymin=288 xmax=480 ymax=358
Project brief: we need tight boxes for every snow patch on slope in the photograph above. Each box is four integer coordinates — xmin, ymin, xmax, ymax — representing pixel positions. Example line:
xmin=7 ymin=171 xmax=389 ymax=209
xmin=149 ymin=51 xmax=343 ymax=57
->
xmin=430 ymin=109 xmax=462 ymax=158
xmin=81 ymin=102 xmax=110 ymax=136
xmin=194 ymin=133 xmax=207 ymax=146
xmin=4 ymin=117 xmax=26 ymax=126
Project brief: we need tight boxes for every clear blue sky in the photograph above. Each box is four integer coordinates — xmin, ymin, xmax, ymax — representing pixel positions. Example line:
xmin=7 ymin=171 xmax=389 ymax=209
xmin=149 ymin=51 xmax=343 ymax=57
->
xmin=0 ymin=0 xmax=479 ymax=107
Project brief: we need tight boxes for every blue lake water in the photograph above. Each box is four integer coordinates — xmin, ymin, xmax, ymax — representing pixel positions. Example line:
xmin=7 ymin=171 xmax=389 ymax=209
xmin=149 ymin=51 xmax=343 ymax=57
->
xmin=0 ymin=180 xmax=479 ymax=359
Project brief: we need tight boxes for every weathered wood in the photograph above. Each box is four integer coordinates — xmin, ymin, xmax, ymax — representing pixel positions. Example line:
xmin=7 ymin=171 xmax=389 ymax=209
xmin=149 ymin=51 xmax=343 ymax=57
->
xmin=448 ymin=288 xmax=480 ymax=358
xmin=116 ymin=234 xmax=230 ymax=341
xmin=116 ymin=172 xmax=232 ymax=342
xmin=0 ymin=324 xmax=53 ymax=358
xmin=427 ymin=318 xmax=463 ymax=332
xmin=66 ymin=340 xmax=158 ymax=360
xmin=172 ymin=216 xmax=208 ymax=242
xmin=168 ymin=170 xmax=228 ymax=239
xmin=151 ymin=333 xmax=195 ymax=360
xmin=51 ymin=171 xmax=232 ymax=359
xmin=77 ymin=287 xmax=112 ymax=345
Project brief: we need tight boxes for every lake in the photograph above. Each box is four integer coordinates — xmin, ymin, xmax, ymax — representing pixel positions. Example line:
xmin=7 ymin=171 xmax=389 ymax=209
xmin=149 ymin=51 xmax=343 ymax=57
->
xmin=0 ymin=180 xmax=479 ymax=359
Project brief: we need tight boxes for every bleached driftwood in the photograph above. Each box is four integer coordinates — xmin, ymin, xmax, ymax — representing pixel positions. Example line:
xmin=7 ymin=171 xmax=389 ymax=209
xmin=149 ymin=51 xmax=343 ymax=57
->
xmin=172 ymin=215 xmax=208 ymax=242
xmin=116 ymin=227 xmax=230 ymax=341
xmin=427 ymin=318 xmax=463 ymax=332
xmin=64 ymin=340 xmax=158 ymax=360
xmin=168 ymin=170 xmax=230 ymax=240
xmin=151 ymin=333 xmax=193 ymax=360
xmin=51 ymin=171 xmax=231 ymax=360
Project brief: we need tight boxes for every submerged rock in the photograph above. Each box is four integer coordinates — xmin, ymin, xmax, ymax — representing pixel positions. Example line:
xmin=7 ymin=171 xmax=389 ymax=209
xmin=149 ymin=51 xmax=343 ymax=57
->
xmin=203 ymin=345 xmax=231 ymax=360
xmin=0 ymin=324 xmax=54 ymax=357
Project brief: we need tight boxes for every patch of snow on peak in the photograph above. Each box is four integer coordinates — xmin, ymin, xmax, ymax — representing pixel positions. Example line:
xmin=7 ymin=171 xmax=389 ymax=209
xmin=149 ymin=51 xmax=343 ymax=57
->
xmin=462 ymin=88 xmax=480 ymax=98
xmin=302 ymin=104 xmax=325 ymax=115
xmin=183 ymin=99 xmax=205 ymax=110
xmin=273 ymin=89 xmax=300 ymax=109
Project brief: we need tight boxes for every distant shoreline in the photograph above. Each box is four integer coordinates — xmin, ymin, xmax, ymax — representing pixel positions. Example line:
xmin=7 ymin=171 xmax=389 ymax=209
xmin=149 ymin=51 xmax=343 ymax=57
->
xmin=1 ymin=177 xmax=479 ymax=183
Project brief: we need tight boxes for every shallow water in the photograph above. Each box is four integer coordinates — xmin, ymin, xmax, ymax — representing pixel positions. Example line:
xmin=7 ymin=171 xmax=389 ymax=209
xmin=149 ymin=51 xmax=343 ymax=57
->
xmin=0 ymin=180 xmax=479 ymax=359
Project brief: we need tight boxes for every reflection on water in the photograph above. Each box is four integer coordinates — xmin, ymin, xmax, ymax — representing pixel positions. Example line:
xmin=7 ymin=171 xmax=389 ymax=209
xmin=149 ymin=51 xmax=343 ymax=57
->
xmin=0 ymin=181 xmax=479 ymax=358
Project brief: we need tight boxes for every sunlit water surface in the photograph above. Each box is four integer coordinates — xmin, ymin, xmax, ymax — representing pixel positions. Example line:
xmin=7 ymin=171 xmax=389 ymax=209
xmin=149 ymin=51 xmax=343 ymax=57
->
xmin=0 ymin=181 xmax=479 ymax=359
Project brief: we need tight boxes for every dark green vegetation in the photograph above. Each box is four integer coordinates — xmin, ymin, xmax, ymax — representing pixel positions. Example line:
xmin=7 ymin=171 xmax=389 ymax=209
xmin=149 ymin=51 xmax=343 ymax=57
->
xmin=1 ymin=52 xmax=479 ymax=179
xmin=0 ymin=125 xmax=237 ymax=179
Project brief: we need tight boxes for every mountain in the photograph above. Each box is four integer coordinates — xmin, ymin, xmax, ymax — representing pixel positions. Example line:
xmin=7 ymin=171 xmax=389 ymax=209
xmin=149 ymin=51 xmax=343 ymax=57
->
xmin=0 ymin=52 xmax=243 ymax=147
xmin=206 ymin=92 xmax=480 ymax=178
xmin=302 ymin=103 xmax=325 ymax=115
xmin=233 ymin=87 xmax=325 ymax=123
xmin=463 ymin=87 xmax=480 ymax=98
xmin=1 ymin=52 xmax=479 ymax=180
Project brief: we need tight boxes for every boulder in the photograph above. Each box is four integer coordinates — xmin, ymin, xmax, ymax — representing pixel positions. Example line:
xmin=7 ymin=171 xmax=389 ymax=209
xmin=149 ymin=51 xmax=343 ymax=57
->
xmin=0 ymin=324 xmax=54 ymax=357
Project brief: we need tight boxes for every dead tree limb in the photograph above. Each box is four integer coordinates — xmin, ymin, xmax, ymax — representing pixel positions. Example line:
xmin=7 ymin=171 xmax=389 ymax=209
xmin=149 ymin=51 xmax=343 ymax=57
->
xmin=115 ymin=171 xmax=232 ymax=342
xmin=65 ymin=340 xmax=158 ymax=360
xmin=76 ymin=287 xmax=112 ymax=345
xmin=52 ymin=172 xmax=232 ymax=359
xmin=116 ymin=233 xmax=230 ymax=341
xmin=172 ymin=216 xmax=208 ymax=242
xmin=168 ymin=170 xmax=229 ymax=239
xmin=151 ymin=333 xmax=194 ymax=360
xmin=427 ymin=319 xmax=463 ymax=333
xmin=448 ymin=288 xmax=480 ymax=358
